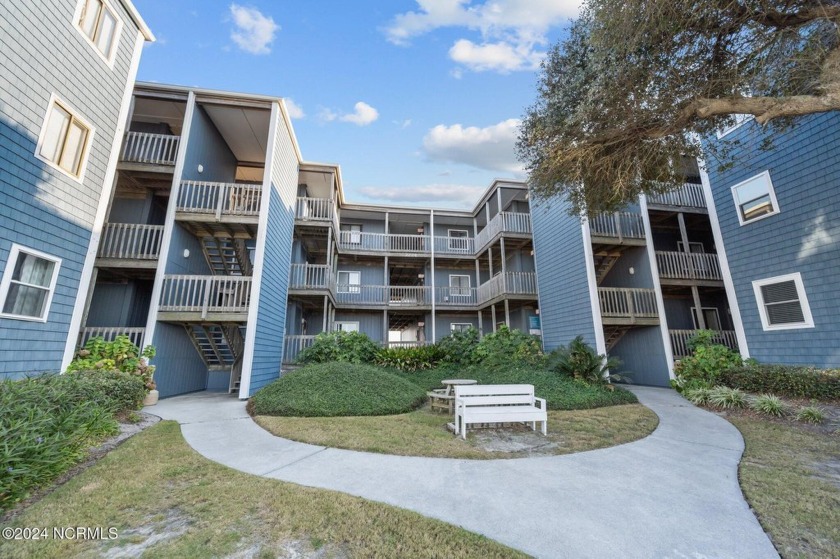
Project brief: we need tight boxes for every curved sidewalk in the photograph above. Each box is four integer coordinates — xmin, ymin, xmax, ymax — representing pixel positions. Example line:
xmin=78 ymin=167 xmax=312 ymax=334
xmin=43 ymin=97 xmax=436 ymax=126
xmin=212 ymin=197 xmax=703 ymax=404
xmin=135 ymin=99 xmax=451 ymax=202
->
xmin=152 ymin=387 xmax=777 ymax=559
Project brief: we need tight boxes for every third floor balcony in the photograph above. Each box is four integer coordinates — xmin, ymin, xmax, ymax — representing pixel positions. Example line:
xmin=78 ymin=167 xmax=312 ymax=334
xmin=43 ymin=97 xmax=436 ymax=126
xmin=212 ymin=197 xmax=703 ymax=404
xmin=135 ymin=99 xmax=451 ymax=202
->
xmin=655 ymin=251 xmax=723 ymax=284
xmin=176 ymin=181 xmax=261 ymax=224
xmin=119 ymin=131 xmax=180 ymax=167
xmin=647 ymin=183 xmax=707 ymax=211
xmin=589 ymin=212 xmax=646 ymax=245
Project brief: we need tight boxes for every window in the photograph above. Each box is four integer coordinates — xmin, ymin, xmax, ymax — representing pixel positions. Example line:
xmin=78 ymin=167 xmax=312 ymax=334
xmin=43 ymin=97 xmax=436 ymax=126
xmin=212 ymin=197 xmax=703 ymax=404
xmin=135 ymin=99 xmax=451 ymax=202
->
xmin=677 ymin=241 xmax=704 ymax=253
xmin=691 ymin=307 xmax=722 ymax=330
xmin=449 ymin=275 xmax=471 ymax=297
xmin=334 ymin=321 xmax=359 ymax=333
xmin=0 ymin=245 xmax=61 ymax=322
xmin=76 ymin=0 xmax=122 ymax=63
xmin=731 ymin=171 xmax=779 ymax=225
xmin=447 ymin=229 xmax=469 ymax=251
xmin=450 ymin=323 xmax=473 ymax=333
xmin=341 ymin=224 xmax=362 ymax=244
xmin=752 ymin=273 xmax=814 ymax=331
xmin=36 ymin=96 xmax=93 ymax=180
xmin=337 ymin=271 xmax=361 ymax=293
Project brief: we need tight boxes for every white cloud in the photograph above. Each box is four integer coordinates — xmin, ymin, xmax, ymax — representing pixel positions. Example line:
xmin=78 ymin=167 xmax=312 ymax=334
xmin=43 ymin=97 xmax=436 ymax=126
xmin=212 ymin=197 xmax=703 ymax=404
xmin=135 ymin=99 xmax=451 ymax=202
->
xmin=229 ymin=4 xmax=279 ymax=55
xmin=422 ymin=118 xmax=524 ymax=174
xmin=385 ymin=0 xmax=580 ymax=73
xmin=357 ymin=183 xmax=485 ymax=208
xmin=284 ymin=98 xmax=305 ymax=119
xmin=340 ymin=102 xmax=379 ymax=126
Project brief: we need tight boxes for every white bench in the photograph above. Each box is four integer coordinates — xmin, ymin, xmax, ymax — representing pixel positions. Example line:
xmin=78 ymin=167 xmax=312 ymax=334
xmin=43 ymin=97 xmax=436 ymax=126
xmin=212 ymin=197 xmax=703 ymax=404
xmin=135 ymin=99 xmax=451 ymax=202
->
xmin=454 ymin=384 xmax=547 ymax=439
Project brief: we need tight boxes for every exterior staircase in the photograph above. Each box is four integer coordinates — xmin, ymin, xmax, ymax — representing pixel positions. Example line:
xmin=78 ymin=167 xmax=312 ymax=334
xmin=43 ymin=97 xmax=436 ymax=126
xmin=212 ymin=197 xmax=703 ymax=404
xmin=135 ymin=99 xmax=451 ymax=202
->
xmin=604 ymin=326 xmax=630 ymax=351
xmin=593 ymin=252 xmax=620 ymax=285
xmin=185 ymin=323 xmax=246 ymax=393
xmin=201 ymin=236 xmax=252 ymax=276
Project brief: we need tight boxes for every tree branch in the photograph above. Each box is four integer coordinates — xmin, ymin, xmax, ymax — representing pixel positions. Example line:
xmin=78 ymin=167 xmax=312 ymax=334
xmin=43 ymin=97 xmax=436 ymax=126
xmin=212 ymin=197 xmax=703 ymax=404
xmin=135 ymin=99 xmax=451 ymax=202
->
xmin=733 ymin=4 xmax=840 ymax=29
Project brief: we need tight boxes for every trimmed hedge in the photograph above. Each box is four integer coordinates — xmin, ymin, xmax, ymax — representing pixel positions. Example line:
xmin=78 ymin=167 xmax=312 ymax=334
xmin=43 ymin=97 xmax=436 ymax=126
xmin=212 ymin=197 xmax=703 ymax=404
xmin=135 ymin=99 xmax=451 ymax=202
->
xmin=249 ymin=362 xmax=428 ymax=417
xmin=720 ymin=364 xmax=840 ymax=400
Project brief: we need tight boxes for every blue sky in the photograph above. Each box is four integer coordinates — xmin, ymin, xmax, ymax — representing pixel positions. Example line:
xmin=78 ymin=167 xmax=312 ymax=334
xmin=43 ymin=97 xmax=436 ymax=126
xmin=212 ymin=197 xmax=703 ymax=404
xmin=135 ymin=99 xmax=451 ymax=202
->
xmin=133 ymin=1 xmax=580 ymax=208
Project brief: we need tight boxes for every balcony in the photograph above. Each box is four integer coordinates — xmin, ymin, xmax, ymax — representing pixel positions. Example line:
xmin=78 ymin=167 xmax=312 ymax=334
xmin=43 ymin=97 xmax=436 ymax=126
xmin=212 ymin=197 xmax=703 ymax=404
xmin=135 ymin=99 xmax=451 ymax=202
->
xmin=176 ymin=181 xmax=261 ymax=224
xmin=97 ymin=223 xmax=164 ymax=267
xmin=655 ymin=251 xmax=723 ymax=283
xmin=433 ymin=235 xmax=475 ymax=256
xmin=648 ymin=183 xmax=706 ymax=210
xmin=289 ymin=263 xmax=332 ymax=290
xmin=120 ymin=132 xmax=179 ymax=166
xmin=78 ymin=327 xmax=146 ymax=350
xmin=283 ymin=334 xmax=316 ymax=364
xmin=295 ymin=197 xmax=337 ymax=228
xmin=435 ymin=286 xmax=478 ymax=307
xmin=670 ymin=329 xmax=738 ymax=358
xmin=158 ymin=275 xmax=252 ymax=321
xmin=589 ymin=212 xmax=646 ymax=244
xmin=334 ymin=285 xmax=431 ymax=308
xmin=477 ymin=272 xmax=538 ymax=304
xmin=474 ymin=212 xmax=531 ymax=251
xmin=337 ymin=232 xmax=430 ymax=255
xmin=598 ymin=287 xmax=658 ymax=325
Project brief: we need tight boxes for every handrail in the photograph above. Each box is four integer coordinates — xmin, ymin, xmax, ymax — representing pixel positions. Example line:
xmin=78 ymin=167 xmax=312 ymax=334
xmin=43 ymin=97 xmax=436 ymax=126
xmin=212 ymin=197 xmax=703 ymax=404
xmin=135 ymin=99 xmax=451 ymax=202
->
xmin=289 ymin=263 xmax=331 ymax=289
xmin=78 ymin=327 xmax=146 ymax=349
xmin=337 ymin=231 xmax=430 ymax=253
xmin=655 ymin=251 xmax=722 ymax=281
xmin=589 ymin=212 xmax=646 ymax=240
xmin=177 ymin=181 xmax=261 ymax=218
xmin=283 ymin=335 xmax=317 ymax=363
xmin=670 ymin=329 xmax=738 ymax=357
xmin=433 ymin=235 xmax=475 ymax=255
xmin=98 ymin=223 xmax=164 ymax=260
xmin=477 ymin=272 xmax=538 ymax=303
xmin=474 ymin=212 xmax=532 ymax=251
xmin=598 ymin=287 xmax=658 ymax=318
xmin=648 ymin=183 xmax=706 ymax=208
xmin=159 ymin=275 xmax=252 ymax=318
xmin=120 ymin=131 xmax=179 ymax=165
xmin=295 ymin=197 xmax=333 ymax=221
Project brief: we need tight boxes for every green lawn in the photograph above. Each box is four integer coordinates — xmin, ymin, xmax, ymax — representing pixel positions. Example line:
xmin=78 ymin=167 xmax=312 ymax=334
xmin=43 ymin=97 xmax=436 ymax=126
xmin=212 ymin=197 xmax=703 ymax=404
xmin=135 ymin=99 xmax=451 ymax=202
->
xmin=0 ymin=422 xmax=527 ymax=559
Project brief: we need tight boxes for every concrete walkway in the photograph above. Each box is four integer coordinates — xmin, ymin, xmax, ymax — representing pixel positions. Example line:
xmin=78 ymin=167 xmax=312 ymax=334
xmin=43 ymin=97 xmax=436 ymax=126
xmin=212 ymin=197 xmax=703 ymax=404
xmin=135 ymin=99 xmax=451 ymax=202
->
xmin=151 ymin=387 xmax=778 ymax=558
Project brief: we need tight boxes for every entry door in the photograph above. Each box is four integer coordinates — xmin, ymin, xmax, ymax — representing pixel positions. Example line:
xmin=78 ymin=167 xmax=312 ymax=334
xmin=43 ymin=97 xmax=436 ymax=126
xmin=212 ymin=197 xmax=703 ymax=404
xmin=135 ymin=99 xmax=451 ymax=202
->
xmin=691 ymin=307 xmax=721 ymax=330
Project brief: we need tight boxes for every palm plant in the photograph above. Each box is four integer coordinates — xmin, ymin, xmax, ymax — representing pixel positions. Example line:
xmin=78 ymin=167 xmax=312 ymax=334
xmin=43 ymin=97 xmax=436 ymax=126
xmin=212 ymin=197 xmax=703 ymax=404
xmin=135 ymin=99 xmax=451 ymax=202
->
xmin=547 ymin=336 xmax=627 ymax=386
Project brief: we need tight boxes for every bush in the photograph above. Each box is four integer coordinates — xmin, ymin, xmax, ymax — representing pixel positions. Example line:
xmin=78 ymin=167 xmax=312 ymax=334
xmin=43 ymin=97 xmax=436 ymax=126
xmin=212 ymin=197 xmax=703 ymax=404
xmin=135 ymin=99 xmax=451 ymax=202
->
xmin=720 ymin=364 xmax=840 ymax=400
xmin=375 ymin=345 xmax=444 ymax=372
xmin=546 ymin=336 xmax=627 ymax=386
xmin=671 ymin=330 xmax=743 ymax=393
xmin=68 ymin=335 xmax=156 ymax=391
xmin=436 ymin=327 xmax=480 ymax=366
xmin=750 ymin=394 xmax=786 ymax=417
xmin=0 ymin=374 xmax=127 ymax=511
xmin=473 ymin=326 xmax=544 ymax=367
xmin=684 ymin=387 xmax=712 ymax=406
xmin=708 ymin=386 xmax=747 ymax=409
xmin=297 ymin=331 xmax=380 ymax=365
xmin=796 ymin=405 xmax=826 ymax=424
xmin=249 ymin=362 xmax=428 ymax=417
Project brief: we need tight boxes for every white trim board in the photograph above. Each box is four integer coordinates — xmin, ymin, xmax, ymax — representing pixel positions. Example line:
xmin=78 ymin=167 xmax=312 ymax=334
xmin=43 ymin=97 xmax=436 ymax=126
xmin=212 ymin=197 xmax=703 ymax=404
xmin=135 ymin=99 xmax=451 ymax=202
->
xmin=640 ymin=194 xmax=675 ymax=379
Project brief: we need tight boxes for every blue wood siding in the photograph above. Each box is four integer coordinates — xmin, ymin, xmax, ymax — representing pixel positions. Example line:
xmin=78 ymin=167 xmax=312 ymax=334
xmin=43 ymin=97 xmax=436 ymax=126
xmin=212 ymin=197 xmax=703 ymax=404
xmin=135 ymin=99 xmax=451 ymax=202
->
xmin=706 ymin=113 xmax=840 ymax=366
xmin=530 ymin=197 xmax=598 ymax=351
xmin=601 ymin=247 xmax=654 ymax=288
xmin=153 ymin=323 xmax=207 ymax=398
xmin=247 ymin=112 xmax=298 ymax=395
xmin=0 ymin=1 xmax=141 ymax=378
xmin=610 ymin=327 xmax=670 ymax=386
xmin=334 ymin=312 xmax=384 ymax=341
xmin=180 ymin=105 xmax=238 ymax=183
xmin=164 ymin=224 xmax=211 ymax=275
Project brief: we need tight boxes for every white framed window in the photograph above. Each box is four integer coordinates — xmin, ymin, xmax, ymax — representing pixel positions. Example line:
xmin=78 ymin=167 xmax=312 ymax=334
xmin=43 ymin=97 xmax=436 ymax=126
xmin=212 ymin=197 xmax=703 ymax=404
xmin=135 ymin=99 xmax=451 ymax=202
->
xmin=677 ymin=241 xmax=704 ymax=253
xmin=0 ymin=245 xmax=62 ymax=322
xmin=447 ymin=229 xmax=469 ymax=251
xmin=691 ymin=307 xmax=722 ymax=330
xmin=731 ymin=171 xmax=779 ymax=225
xmin=448 ymin=275 xmax=471 ymax=297
xmin=74 ymin=0 xmax=123 ymax=65
xmin=752 ymin=273 xmax=814 ymax=331
xmin=450 ymin=323 xmax=473 ymax=332
xmin=36 ymin=95 xmax=94 ymax=181
xmin=334 ymin=321 xmax=359 ymax=333
xmin=341 ymin=224 xmax=362 ymax=244
xmin=337 ymin=271 xmax=361 ymax=293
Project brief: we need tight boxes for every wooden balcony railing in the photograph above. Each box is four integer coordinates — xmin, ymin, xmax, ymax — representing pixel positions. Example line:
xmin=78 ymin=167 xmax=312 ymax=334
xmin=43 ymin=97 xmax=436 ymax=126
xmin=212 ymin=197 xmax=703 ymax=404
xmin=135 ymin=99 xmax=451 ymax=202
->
xmin=433 ymin=235 xmax=475 ymax=255
xmin=334 ymin=285 xmax=387 ymax=305
xmin=477 ymin=272 xmax=538 ymax=303
xmin=589 ymin=212 xmax=646 ymax=241
xmin=283 ymin=335 xmax=316 ymax=363
xmin=159 ymin=275 xmax=252 ymax=318
xmin=648 ymin=183 xmax=706 ymax=208
xmin=598 ymin=287 xmax=658 ymax=319
xmin=656 ymin=251 xmax=723 ymax=281
xmin=338 ymin=231 xmax=430 ymax=253
xmin=474 ymin=212 xmax=532 ymax=251
xmin=295 ymin=197 xmax=334 ymax=223
xmin=435 ymin=286 xmax=478 ymax=306
xmin=289 ymin=263 xmax=331 ymax=289
xmin=670 ymin=329 xmax=738 ymax=358
xmin=120 ymin=132 xmax=179 ymax=165
xmin=98 ymin=223 xmax=164 ymax=260
xmin=177 ymin=181 xmax=261 ymax=218
xmin=78 ymin=327 xmax=146 ymax=350
xmin=389 ymin=286 xmax=431 ymax=306
xmin=387 ymin=341 xmax=429 ymax=348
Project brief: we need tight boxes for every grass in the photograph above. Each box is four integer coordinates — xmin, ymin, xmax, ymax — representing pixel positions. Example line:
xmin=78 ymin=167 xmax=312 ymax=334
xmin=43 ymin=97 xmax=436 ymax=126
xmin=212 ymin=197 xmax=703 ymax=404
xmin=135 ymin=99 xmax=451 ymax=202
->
xmin=731 ymin=415 xmax=840 ymax=558
xmin=249 ymin=362 xmax=428 ymax=417
xmin=397 ymin=367 xmax=638 ymax=410
xmin=0 ymin=422 xmax=528 ymax=559
xmin=255 ymin=404 xmax=658 ymax=459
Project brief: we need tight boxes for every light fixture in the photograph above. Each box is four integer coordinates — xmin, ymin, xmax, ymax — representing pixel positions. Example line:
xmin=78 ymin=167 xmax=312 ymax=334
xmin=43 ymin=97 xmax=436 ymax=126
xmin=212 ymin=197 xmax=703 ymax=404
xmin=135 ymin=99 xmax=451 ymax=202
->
xmin=417 ymin=321 xmax=425 ymax=327
xmin=197 ymin=164 xmax=204 ymax=173
xmin=183 ymin=249 xmax=190 ymax=258
xmin=530 ymin=249 xmax=534 ymax=256
xmin=417 ymin=273 xmax=425 ymax=279
xmin=629 ymin=267 xmax=635 ymax=275
xmin=535 ymin=309 xmax=540 ymax=315
xmin=417 ymin=227 xmax=424 ymax=233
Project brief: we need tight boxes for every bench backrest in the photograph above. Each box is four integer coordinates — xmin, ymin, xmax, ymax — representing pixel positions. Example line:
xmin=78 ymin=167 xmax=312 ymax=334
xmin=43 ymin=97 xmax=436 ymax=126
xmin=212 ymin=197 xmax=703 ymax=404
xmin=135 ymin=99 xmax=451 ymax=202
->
xmin=454 ymin=384 xmax=535 ymax=407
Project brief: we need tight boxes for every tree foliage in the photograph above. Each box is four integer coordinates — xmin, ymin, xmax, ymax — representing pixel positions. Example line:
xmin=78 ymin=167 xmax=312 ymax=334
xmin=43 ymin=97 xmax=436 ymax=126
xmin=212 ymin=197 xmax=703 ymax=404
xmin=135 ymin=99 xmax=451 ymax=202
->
xmin=518 ymin=0 xmax=840 ymax=214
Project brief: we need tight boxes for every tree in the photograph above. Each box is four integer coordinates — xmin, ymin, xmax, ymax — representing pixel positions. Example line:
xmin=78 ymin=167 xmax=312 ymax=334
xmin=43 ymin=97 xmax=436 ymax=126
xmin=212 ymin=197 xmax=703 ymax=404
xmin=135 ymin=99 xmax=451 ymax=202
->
xmin=517 ymin=0 xmax=840 ymax=215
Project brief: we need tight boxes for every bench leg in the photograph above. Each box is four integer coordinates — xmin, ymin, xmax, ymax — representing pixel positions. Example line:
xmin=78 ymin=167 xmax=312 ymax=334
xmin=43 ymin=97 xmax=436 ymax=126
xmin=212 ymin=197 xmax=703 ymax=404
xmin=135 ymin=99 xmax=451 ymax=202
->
xmin=531 ymin=421 xmax=535 ymax=431
xmin=461 ymin=421 xmax=467 ymax=440
xmin=542 ymin=420 xmax=547 ymax=436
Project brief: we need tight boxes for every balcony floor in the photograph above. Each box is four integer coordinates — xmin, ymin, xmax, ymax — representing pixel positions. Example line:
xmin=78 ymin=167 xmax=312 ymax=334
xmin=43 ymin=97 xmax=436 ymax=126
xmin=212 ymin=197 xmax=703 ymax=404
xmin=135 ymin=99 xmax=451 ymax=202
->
xmin=158 ymin=311 xmax=249 ymax=323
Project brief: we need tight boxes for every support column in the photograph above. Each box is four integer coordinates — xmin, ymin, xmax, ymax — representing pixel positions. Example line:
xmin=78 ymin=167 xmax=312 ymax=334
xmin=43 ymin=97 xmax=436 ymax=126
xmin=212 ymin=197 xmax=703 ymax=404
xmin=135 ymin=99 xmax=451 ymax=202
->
xmin=491 ymin=304 xmax=497 ymax=332
xmin=383 ymin=310 xmax=388 ymax=345
xmin=430 ymin=210 xmax=436 ymax=343
xmin=678 ymin=212 xmax=706 ymax=329
xmin=477 ymin=310 xmax=483 ymax=336
xmin=504 ymin=299 xmax=511 ymax=328
xmin=322 ymin=295 xmax=328 ymax=332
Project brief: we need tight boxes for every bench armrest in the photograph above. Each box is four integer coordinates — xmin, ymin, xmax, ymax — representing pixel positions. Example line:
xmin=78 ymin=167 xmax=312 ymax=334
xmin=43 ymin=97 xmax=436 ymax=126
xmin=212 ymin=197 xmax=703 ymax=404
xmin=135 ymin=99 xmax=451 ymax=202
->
xmin=454 ymin=397 xmax=466 ymax=411
xmin=534 ymin=397 xmax=547 ymax=410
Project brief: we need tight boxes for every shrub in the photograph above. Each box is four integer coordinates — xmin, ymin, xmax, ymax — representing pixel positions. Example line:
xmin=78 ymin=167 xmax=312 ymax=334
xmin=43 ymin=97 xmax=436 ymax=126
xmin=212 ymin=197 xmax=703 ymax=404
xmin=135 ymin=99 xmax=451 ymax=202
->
xmin=68 ymin=335 xmax=156 ymax=391
xmin=375 ymin=345 xmax=444 ymax=372
xmin=473 ymin=326 xmax=544 ymax=368
xmin=671 ymin=330 xmax=743 ymax=393
xmin=436 ymin=327 xmax=480 ymax=366
xmin=546 ymin=336 xmax=627 ymax=386
xmin=750 ymin=394 xmax=786 ymax=417
xmin=297 ymin=331 xmax=380 ymax=365
xmin=0 ymin=374 xmax=124 ymax=511
xmin=708 ymin=386 xmax=747 ymax=409
xmin=796 ymin=405 xmax=826 ymax=424
xmin=249 ymin=362 xmax=428 ymax=417
xmin=720 ymin=364 xmax=840 ymax=400
xmin=684 ymin=387 xmax=712 ymax=406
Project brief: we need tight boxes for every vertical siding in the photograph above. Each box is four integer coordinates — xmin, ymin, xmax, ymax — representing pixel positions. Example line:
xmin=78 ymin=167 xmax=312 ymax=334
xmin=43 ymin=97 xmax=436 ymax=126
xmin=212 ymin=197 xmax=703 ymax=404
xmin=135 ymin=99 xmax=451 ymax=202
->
xmin=0 ymin=1 xmax=141 ymax=377
xmin=247 ymin=110 xmax=298 ymax=395
xmin=154 ymin=323 xmax=208 ymax=397
xmin=180 ymin=105 xmax=238 ymax=183
xmin=334 ymin=312 xmax=385 ymax=341
xmin=600 ymin=247 xmax=655 ymax=288
xmin=530 ymin=197 xmax=598 ymax=351
xmin=706 ymin=113 xmax=840 ymax=366
xmin=164 ymin=224 xmax=211 ymax=275
xmin=610 ymin=327 xmax=671 ymax=386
